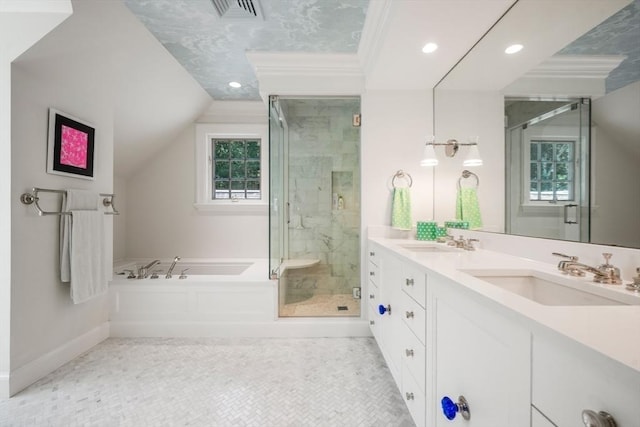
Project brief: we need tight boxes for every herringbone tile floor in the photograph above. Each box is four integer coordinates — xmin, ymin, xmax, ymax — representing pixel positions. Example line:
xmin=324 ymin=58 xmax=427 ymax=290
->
xmin=0 ymin=337 xmax=415 ymax=427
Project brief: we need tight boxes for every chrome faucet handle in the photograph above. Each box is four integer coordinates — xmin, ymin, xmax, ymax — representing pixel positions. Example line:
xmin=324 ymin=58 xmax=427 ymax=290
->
xmin=552 ymin=252 xmax=579 ymax=261
xmin=595 ymin=253 xmax=622 ymax=285
xmin=179 ymin=268 xmax=190 ymax=279
xmin=150 ymin=270 xmax=161 ymax=279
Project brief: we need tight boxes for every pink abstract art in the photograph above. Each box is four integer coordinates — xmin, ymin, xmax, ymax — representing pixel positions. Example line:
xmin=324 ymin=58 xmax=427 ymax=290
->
xmin=60 ymin=125 xmax=88 ymax=168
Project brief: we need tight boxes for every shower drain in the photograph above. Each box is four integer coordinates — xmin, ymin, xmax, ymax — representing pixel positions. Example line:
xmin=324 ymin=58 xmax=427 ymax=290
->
xmin=337 ymin=306 xmax=349 ymax=311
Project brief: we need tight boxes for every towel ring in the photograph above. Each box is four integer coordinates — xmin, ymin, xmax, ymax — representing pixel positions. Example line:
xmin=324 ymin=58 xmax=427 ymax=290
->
xmin=392 ymin=170 xmax=413 ymax=188
xmin=457 ymin=170 xmax=479 ymax=190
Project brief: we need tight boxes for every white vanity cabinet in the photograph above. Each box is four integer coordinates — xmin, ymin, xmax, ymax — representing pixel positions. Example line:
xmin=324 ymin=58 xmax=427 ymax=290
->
xmin=367 ymin=243 xmax=381 ymax=340
xmin=368 ymin=243 xmax=427 ymax=427
xmin=531 ymin=330 xmax=640 ymax=427
xmin=428 ymin=272 xmax=531 ymax=426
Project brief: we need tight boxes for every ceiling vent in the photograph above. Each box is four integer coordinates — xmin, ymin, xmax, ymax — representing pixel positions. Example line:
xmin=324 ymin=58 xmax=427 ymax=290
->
xmin=212 ymin=0 xmax=264 ymax=20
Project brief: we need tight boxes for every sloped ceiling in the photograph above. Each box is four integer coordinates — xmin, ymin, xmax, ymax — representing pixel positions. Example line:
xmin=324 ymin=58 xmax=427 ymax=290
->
xmin=13 ymin=0 xmax=213 ymax=178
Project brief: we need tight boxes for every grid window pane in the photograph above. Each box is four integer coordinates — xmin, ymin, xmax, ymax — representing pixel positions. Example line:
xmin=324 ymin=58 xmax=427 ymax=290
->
xmin=212 ymin=138 xmax=261 ymax=200
xmin=540 ymin=143 xmax=554 ymax=161
xmin=246 ymin=140 xmax=260 ymax=159
xmin=215 ymin=160 xmax=229 ymax=179
xmin=230 ymin=141 xmax=245 ymax=158
xmin=214 ymin=141 xmax=230 ymax=158
xmin=530 ymin=144 xmax=538 ymax=161
xmin=528 ymin=140 xmax=575 ymax=202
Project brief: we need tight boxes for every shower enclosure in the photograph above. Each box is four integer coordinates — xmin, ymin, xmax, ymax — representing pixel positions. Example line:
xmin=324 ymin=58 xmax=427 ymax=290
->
xmin=505 ymin=98 xmax=590 ymax=242
xmin=269 ymin=96 xmax=361 ymax=317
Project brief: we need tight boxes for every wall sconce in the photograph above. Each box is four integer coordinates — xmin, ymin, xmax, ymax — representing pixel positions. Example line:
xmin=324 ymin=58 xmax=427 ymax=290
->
xmin=420 ymin=136 xmax=483 ymax=167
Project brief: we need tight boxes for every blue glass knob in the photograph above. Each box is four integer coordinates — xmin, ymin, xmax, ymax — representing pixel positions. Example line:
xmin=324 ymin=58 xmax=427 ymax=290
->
xmin=441 ymin=395 xmax=470 ymax=421
xmin=378 ymin=304 xmax=387 ymax=315
xmin=441 ymin=396 xmax=458 ymax=420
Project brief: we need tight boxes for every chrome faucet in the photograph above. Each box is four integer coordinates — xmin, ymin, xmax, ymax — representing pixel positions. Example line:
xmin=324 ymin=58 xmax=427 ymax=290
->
xmin=137 ymin=259 xmax=160 ymax=279
xmin=165 ymin=256 xmax=181 ymax=279
xmin=552 ymin=252 xmax=622 ymax=284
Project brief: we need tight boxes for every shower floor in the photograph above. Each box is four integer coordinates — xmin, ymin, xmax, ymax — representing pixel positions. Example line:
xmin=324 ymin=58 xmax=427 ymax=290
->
xmin=280 ymin=293 xmax=361 ymax=317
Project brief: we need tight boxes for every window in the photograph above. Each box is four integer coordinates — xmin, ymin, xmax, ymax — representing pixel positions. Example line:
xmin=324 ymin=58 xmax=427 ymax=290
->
xmin=194 ymin=123 xmax=268 ymax=214
xmin=528 ymin=139 xmax=575 ymax=202
xmin=212 ymin=138 xmax=261 ymax=200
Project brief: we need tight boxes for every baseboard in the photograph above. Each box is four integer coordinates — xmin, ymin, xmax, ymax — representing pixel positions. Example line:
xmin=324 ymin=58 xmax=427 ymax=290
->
xmin=109 ymin=318 xmax=372 ymax=338
xmin=9 ymin=322 xmax=109 ymax=396
xmin=0 ymin=372 xmax=9 ymax=399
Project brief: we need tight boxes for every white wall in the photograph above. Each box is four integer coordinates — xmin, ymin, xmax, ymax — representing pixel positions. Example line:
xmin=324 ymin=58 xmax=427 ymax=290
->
xmin=113 ymin=175 xmax=127 ymax=262
xmin=123 ymin=121 xmax=269 ymax=260
xmin=433 ymin=90 xmax=505 ymax=231
xmin=0 ymin=0 xmax=73 ymax=398
xmin=10 ymin=42 xmax=115 ymax=397
xmin=591 ymin=82 xmax=640 ymax=248
xmin=361 ymin=90 xmax=435 ymax=231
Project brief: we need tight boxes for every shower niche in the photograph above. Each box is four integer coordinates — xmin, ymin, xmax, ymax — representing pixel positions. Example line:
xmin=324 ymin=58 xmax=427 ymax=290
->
xmin=269 ymin=96 xmax=361 ymax=318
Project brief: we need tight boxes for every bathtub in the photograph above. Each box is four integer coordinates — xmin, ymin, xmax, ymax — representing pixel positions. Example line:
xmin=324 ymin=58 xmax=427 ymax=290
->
xmin=109 ymin=258 xmax=278 ymax=337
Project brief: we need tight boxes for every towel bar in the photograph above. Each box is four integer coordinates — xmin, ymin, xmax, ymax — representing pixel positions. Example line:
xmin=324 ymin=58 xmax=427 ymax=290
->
xmin=20 ymin=187 xmax=119 ymax=216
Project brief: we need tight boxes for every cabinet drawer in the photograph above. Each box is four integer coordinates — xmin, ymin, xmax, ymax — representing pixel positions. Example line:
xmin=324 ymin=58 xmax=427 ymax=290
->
xmin=402 ymin=363 xmax=426 ymax=427
xmin=532 ymin=332 xmax=640 ymax=427
xmin=368 ymin=245 xmax=379 ymax=266
xmin=400 ymin=290 xmax=426 ymax=344
xmin=368 ymin=304 xmax=379 ymax=339
xmin=401 ymin=323 xmax=426 ymax=393
xmin=402 ymin=263 xmax=426 ymax=308
xmin=368 ymin=261 xmax=380 ymax=288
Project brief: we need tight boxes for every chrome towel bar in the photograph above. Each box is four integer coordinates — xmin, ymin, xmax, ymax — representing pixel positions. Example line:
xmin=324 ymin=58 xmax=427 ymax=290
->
xmin=20 ymin=187 xmax=119 ymax=216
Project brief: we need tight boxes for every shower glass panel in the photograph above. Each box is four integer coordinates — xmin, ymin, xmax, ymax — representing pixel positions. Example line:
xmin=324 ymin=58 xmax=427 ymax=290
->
xmin=505 ymin=99 xmax=590 ymax=242
xmin=269 ymin=96 xmax=361 ymax=318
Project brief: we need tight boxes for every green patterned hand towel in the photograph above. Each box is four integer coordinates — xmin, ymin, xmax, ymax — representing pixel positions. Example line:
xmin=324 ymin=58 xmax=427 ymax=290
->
xmin=392 ymin=187 xmax=412 ymax=230
xmin=455 ymin=187 xmax=483 ymax=229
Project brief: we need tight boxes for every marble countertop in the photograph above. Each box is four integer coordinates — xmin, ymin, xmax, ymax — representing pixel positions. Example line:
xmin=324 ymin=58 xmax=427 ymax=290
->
xmin=369 ymin=237 xmax=640 ymax=373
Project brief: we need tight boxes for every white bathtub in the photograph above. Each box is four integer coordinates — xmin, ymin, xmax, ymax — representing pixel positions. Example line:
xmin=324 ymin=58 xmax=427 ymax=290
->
xmin=109 ymin=258 xmax=278 ymax=337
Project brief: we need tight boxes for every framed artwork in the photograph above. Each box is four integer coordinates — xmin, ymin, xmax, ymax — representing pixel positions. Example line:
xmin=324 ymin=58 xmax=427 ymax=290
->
xmin=47 ymin=108 xmax=95 ymax=180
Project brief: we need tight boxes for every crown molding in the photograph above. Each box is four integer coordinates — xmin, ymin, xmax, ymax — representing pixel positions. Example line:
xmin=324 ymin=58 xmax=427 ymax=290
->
xmin=245 ymin=52 xmax=364 ymax=100
xmin=524 ymin=55 xmax=626 ymax=80
xmin=357 ymin=0 xmax=394 ymax=75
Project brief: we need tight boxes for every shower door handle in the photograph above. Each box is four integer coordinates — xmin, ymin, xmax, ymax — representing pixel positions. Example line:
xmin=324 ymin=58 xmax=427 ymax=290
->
xmin=286 ymin=202 xmax=291 ymax=224
xmin=564 ymin=204 xmax=578 ymax=224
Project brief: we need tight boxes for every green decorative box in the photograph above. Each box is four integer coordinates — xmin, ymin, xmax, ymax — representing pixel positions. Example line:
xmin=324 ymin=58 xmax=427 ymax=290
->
xmin=416 ymin=221 xmax=437 ymax=241
xmin=444 ymin=220 xmax=469 ymax=229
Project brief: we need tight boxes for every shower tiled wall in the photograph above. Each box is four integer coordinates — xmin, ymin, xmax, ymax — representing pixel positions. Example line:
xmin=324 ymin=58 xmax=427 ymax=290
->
xmin=284 ymin=99 xmax=361 ymax=302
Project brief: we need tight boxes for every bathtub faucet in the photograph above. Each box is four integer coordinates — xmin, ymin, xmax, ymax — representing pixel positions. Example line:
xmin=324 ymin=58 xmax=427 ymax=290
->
xmin=165 ymin=256 xmax=181 ymax=279
xmin=138 ymin=259 xmax=160 ymax=279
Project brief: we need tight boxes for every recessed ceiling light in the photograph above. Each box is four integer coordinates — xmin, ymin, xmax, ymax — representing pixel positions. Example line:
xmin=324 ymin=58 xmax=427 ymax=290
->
xmin=229 ymin=81 xmax=242 ymax=88
xmin=422 ymin=42 xmax=438 ymax=54
xmin=505 ymin=44 xmax=523 ymax=54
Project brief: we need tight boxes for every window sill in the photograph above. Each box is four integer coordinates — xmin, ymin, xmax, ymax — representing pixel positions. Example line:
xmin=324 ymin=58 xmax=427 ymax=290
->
xmin=193 ymin=202 xmax=269 ymax=215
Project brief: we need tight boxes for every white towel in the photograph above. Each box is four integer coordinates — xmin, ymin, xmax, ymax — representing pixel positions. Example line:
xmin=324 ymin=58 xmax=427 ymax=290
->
xmin=69 ymin=210 xmax=106 ymax=304
xmin=60 ymin=189 xmax=99 ymax=282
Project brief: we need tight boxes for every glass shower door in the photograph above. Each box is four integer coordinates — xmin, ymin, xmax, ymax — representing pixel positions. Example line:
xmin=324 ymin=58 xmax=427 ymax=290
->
xmin=268 ymin=96 xmax=286 ymax=278
xmin=269 ymin=96 xmax=362 ymax=318
xmin=506 ymin=99 xmax=590 ymax=242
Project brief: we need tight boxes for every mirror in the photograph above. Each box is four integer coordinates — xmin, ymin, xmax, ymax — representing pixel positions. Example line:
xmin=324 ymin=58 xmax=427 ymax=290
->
xmin=434 ymin=0 xmax=640 ymax=248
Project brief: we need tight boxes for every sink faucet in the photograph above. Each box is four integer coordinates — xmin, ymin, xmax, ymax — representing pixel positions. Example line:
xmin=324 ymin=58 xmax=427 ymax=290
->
xmin=165 ymin=256 xmax=181 ymax=279
xmin=552 ymin=252 xmax=622 ymax=284
xmin=137 ymin=259 xmax=160 ymax=279
xmin=448 ymin=235 xmax=479 ymax=250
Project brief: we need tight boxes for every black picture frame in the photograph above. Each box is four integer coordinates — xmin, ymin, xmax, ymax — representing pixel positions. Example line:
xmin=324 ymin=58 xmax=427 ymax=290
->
xmin=47 ymin=108 xmax=95 ymax=180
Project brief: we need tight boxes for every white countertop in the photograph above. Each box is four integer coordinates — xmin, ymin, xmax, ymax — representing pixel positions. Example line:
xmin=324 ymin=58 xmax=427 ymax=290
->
xmin=369 ymin=237 xmax=640 ymax=373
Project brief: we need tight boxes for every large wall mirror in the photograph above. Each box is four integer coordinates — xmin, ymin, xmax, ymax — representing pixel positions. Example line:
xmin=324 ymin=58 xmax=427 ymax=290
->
xmin=434 ymin=0 xmax=640 ymax=249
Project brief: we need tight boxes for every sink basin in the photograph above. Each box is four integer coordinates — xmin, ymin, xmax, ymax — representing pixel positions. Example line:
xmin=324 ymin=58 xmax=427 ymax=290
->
xmin=464 ymin=269 xmax=639 ymax=306
xmin=398 ymin=243 xmax=458 ymax=253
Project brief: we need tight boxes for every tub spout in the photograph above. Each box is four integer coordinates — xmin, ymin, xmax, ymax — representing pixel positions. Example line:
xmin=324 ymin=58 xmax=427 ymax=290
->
xmin=165 ymin=256 xmax=181 ymax=279
xmin=138 ymin=259 xmax=160 ymax=279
